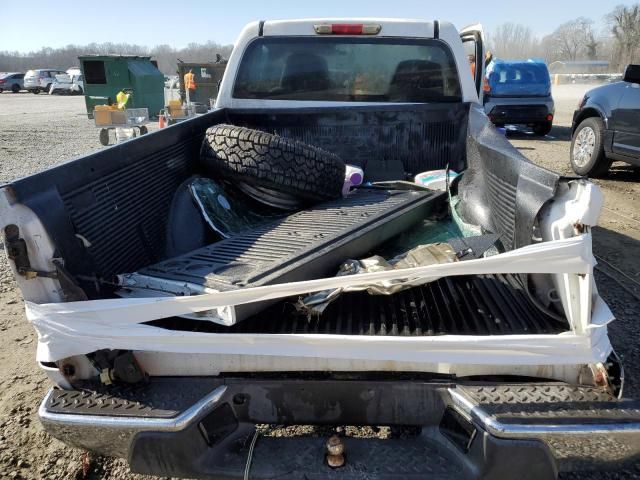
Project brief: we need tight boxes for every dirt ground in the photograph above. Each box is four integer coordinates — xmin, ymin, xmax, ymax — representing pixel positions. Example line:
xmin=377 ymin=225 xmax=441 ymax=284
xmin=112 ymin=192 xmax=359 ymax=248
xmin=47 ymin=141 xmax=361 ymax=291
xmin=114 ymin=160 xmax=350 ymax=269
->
xmin=0 ymin=86 xmax=640 ymax=479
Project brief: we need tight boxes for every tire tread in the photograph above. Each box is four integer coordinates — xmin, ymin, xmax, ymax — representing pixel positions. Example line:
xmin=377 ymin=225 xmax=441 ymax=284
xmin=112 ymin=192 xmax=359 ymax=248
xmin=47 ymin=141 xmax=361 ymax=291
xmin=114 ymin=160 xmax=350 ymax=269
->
xmin=201 ymin=124 xmax=346 ymax=201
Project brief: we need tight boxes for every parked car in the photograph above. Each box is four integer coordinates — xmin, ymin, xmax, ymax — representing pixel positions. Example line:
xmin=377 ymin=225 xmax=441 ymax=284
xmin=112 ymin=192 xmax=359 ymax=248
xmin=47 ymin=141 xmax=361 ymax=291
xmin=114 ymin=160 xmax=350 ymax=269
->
xmin=0 ymin=72 xmax=25 ymax=93
xmin=49 ymin=73 xmax=84 ymax=95
xmin=2 ymin=18 xmax=639 ymax=479
xmin=66 ymin=66 xmax=81 ymax=77
xmin=23 ymin=68 xmax=66 ymax=94
xmin=483 ymin=59 xmax=555 ymax=135
xmin=571 ymin=64 xmax=640 ymax=176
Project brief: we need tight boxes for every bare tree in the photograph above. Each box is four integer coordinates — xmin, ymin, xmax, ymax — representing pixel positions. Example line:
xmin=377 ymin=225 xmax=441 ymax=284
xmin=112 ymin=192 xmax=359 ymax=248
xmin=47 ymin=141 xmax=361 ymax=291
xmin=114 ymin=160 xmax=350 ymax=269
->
xmin=585 ymin=34 xmax=598 ymax=60
xmin=607 ymin=3 xmax=640 ymax=69
xmin=488 ymin=23 xmax=541 ymax=59
xmin=0 ymin=41 xmax=233 ymax=74
xmin=544 ymin=17 xmax=596 ymax=61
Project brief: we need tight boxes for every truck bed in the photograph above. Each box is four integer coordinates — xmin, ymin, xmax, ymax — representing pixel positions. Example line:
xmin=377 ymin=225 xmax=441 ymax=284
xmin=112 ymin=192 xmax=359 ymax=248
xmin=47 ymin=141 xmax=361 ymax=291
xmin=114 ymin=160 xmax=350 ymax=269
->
xmin=127 ymin=187 xmax=443 ymax=324
xmin=7 ymin=104 xmax=561 ymax=319
xmin=7 ymin=104 xmax=469 ymax=299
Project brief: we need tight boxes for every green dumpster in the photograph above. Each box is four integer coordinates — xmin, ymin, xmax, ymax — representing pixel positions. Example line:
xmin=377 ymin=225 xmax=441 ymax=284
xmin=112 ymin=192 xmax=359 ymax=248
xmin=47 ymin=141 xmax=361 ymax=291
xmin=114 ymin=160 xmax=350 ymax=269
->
xmin=79 ymin=55 xmax=164 ymax=119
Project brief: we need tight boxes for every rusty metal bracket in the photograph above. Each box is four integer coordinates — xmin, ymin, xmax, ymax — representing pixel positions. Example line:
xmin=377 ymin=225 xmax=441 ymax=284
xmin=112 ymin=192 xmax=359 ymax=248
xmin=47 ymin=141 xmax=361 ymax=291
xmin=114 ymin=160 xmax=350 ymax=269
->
xmin=4 ymin=224 xmax=58 ymax=280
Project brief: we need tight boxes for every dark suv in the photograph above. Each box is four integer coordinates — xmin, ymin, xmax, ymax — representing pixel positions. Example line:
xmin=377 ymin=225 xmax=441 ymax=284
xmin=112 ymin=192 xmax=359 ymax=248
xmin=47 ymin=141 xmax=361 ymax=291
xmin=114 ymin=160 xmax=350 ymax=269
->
xmin=571 ymin=64 xmax=640 ymax=176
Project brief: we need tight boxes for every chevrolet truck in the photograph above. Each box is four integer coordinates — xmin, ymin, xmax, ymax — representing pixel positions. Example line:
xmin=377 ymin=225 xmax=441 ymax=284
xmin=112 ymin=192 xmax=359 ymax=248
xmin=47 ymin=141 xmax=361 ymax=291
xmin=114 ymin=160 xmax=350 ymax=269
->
xmin=1 ymin=18 xmax=639 ymax=479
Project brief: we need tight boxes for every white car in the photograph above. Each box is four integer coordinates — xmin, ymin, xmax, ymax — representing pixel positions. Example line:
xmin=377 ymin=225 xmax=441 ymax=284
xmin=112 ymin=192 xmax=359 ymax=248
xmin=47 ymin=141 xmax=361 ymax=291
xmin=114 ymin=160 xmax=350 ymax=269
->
xmin=23 ymin=68 xmax=66 ymax=94
xmin=66 ymin=67 xmax=82 ymax=77
xmin=49 ymin=74 xmax=84 ymax=95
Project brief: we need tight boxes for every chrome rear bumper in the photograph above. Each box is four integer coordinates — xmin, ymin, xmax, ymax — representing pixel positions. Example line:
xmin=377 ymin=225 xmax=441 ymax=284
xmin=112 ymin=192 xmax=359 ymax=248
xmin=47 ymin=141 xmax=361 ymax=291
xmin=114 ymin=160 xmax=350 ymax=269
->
xmin=39 ymin=379 xmax=640 ymax=478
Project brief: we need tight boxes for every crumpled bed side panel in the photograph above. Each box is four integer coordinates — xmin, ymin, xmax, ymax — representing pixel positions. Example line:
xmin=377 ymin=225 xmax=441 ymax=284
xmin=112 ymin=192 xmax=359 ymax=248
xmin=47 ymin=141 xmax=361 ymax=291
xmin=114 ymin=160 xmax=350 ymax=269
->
xmin=457 ymin=106 xmax=560 ymax=250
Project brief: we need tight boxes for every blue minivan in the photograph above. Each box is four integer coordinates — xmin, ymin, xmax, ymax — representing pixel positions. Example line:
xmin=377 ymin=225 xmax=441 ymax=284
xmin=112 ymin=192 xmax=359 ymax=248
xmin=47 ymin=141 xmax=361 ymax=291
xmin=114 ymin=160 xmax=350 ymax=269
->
xmin=483 ymin=59 xmax=555 ymax=136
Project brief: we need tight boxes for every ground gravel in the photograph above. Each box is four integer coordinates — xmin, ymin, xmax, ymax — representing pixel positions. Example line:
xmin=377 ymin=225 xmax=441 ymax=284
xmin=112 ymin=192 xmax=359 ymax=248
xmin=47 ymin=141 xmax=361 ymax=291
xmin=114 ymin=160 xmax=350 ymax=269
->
xmin=0 ymin=88 xmax=639 ymax=479
xmin=0 ymin=93 xmax=158 ymax=184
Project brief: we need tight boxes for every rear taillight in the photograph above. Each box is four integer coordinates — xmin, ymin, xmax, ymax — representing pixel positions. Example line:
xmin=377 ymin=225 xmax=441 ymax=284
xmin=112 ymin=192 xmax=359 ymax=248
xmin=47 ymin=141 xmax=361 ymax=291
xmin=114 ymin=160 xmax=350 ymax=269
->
xmin=314 ymin=23 xmax=381 ymax=35
xmin=0 ymin=79 xmax=5 ymax=84
xmin=546 ymin=114 xmax=554 ymax=122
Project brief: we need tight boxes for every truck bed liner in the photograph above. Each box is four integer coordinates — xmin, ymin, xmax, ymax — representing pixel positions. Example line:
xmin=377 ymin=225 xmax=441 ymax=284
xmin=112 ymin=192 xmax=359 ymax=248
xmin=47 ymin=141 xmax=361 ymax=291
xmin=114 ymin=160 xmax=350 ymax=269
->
xmin=150 ymin=273 xmax=568 ymax=335
xmin=131 ymin=188 xmax=444 ymax=323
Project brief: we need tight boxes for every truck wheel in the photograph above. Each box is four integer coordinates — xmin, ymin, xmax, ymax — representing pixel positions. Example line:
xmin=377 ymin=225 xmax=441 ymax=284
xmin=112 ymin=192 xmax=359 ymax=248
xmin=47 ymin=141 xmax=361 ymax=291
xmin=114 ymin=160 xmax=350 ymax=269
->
xmin=201 ymin=125 xmax=346 ymax=202
xmin=32 ymin=89 xmax=40 ymax=94
xmin=99 ymin=129 xmax=110 ymax=146
xmin=533 ymin=122 xmax=552 ymax=136
xmin=570 ymin=117 xmax=611 ymax=177
xmin=11 ymin=84 xmax=20 ymax=93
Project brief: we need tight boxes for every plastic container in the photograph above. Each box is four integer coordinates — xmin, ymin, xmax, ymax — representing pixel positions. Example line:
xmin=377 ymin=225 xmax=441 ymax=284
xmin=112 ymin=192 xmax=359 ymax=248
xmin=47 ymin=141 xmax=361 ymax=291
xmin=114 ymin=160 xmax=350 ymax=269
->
xmin=125 ymin=108 xmax=149 ymax=126
xmin=110 ymin=110 xmax=127 ymax=125
xmin=414 ymin=170 xmax=459 ymax=191
xmin=342 ymin=164 xmax=364 ymax=195
xmin=115 ymin=127 xmax=135 ymax=143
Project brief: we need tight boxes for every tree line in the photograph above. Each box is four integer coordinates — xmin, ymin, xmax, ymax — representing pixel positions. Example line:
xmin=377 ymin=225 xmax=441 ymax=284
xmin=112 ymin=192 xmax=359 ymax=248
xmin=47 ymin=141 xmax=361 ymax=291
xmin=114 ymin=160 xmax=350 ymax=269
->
xmin=0 ymin=41 xmax=233 ymax=75
xmin=488 ymin=4 xmax=640 ymax=70
xmin=2 ymin=4 xmax=638 ymax=74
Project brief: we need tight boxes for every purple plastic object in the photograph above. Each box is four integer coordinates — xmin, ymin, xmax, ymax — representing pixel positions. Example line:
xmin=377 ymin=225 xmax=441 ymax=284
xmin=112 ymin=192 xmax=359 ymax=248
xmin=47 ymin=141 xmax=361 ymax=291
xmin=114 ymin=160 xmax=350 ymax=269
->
xmin=342 ymin=165 xmax=364 ymax=196
xmin=349 ymin=172 xmax=363 ymax=184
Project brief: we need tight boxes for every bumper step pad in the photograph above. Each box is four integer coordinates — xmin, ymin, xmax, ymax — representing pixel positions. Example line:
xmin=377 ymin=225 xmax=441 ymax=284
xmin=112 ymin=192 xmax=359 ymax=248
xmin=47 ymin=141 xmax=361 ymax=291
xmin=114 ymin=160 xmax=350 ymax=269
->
xmin=45 ymin=378 xmax=223 ymax=418
xmin=454 ymin=384 xmax=640 ymax=425
xmin=451 ymin=384 xmax=640 ymax=472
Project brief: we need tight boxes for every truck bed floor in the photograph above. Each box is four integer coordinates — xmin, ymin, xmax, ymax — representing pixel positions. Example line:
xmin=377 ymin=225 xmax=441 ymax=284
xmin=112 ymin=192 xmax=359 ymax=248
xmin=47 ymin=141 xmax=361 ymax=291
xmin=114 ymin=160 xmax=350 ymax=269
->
xmin=149 ymin=273 xmax=568 ymax=335
xmin=132 ymin=188 xmax=444 ymax=323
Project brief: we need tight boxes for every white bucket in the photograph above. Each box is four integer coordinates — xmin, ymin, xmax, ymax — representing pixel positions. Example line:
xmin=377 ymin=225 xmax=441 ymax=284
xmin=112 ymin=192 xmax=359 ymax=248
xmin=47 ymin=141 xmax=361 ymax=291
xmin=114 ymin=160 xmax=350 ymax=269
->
xmin=414 ymin=170 xmax=459 ymax=191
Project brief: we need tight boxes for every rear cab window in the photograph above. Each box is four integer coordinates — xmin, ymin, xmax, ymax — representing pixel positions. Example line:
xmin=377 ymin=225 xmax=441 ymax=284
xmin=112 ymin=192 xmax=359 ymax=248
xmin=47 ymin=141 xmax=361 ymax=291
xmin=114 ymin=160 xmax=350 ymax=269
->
xmin=233 ymin=37 xmax=462 ymax=103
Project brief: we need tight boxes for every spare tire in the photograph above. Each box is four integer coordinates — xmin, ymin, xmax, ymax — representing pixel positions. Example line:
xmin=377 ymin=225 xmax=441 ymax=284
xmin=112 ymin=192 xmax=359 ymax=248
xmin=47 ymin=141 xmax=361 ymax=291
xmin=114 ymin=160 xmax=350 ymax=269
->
xmin=201 ymin=125 xmax=345 ymax=202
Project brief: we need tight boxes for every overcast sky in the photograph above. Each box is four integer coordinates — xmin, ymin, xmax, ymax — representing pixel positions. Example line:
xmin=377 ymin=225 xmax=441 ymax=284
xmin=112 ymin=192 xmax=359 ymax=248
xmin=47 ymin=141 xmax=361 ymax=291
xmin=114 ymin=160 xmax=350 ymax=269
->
xmin=0 ymin=0 xmax=625 ymax=52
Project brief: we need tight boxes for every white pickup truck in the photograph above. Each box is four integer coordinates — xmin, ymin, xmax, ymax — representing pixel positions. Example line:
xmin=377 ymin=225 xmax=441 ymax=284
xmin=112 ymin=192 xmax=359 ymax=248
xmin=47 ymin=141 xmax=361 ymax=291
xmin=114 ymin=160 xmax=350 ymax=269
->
xmin=2 ymin=18 xmax=639 ymax=479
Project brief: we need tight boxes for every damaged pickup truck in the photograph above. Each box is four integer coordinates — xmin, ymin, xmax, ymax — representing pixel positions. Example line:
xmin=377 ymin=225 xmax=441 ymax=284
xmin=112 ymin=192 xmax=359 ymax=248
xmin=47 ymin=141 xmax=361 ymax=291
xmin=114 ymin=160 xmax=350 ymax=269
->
xmin=2 ymin=18 xmax=640 ymax=480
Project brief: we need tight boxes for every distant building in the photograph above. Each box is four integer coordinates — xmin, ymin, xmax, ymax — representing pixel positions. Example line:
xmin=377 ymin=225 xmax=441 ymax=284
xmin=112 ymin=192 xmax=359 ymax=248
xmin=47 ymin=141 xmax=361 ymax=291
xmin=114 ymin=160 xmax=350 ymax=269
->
xmin=548 ymin=61 xmax=610 ymax=75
